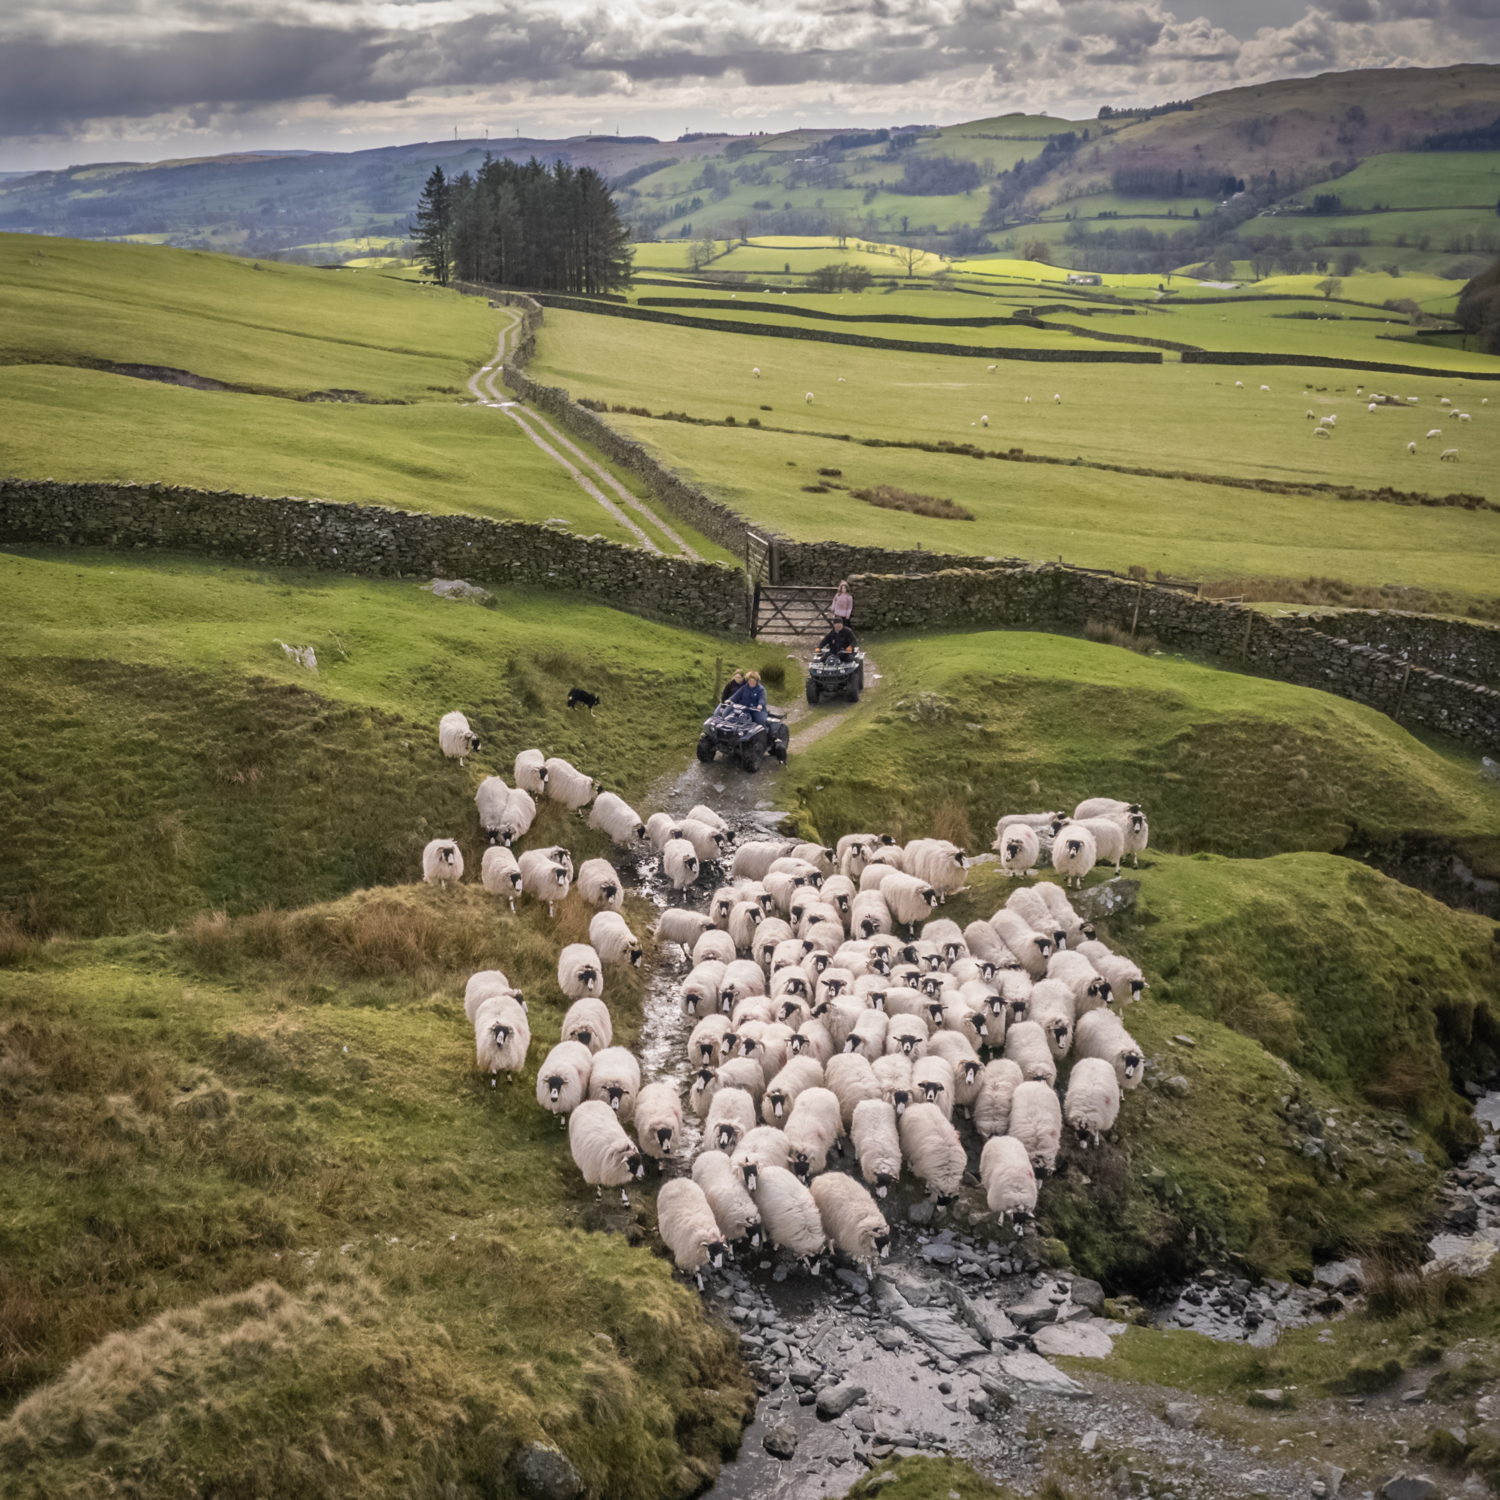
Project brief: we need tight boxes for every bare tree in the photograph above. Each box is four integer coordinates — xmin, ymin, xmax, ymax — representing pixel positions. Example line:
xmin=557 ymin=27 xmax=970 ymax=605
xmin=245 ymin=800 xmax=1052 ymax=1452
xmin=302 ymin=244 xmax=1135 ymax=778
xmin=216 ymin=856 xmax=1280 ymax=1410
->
xmin=898 ymin=243 xmax=924 ymax=278
xmin=1315 ymin=276 xmax=1342 ymax=300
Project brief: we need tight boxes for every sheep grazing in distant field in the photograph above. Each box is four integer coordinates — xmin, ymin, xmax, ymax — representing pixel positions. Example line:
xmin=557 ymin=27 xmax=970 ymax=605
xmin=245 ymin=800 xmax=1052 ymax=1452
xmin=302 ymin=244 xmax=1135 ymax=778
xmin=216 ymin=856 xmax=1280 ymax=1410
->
xmin=752 ymin=367 xmax=761 ymax=377
xmin=1459 ymin=412 xmax=1472 ymax=422
xmin=980 ymin=415 xmax=989 ymax=428
xmin=1053 ymin=393 xmax=1061 ymax=404
xmin=480 ymin=846 xmax=522 ymax=908
xmin=438 ymin=711 xmax=480 ymax=765
xmin=474 ymin=993 xmax=530 ymax=1081
xmin=569 ymin=1100 xmax=644 ymax=1204
xmin=657 ymin=1179 xmax=727 ymax=1281
xmin=989 ymin=909 xmax=1052 ymax=978
xmin=1367 ymin=403 xmax=1376 ymax=412
xmin=762 ymin=1055 xmax=824 ymax=1123
xmin=587 ymin=1046 xmax=641 ymax=1120
xmin=663 ymin=838 xmax=702 ymax=892
xmin=706 ymin=1086 xmax=757 ymax=1151
xmin=974 ymin=1058 xmax=1025 ymax=1139
xmin=1023 ymin=395 xmax=1032 ymax=404
xmin=635 ymin=1081 xmax=684 ymax=1162
xmin=475 ymin=776 xmax=509 ymax=840
xmin=494 ymin=787 xmax=536 ymax=847
xmin=544 ymin=757 xmax=599 ymax=811
xmin=514 ymin=749 xmax=548 ymax=794
xmin=811 ymin=1173 xmax=889 ymax=1267
xmin=1050 ymin=823 xmax=1097 ymax=889
xmin=732 ymin=1126 xmax=796 ymax=1191
xmin=1235 ymin=381 xmax=1243 ymax=388
xmin=995 ymin=822 xmax=1040 ymax=877
xmin=1427 ymin=428 xmax=1443 ymax=441
xmin=732 ymin=839 xmax=796 ymax=880
xmin=805 ymin=392 xmax=814 ymax=403
xmin=590 ymin=910 xmax=643 ymax=967
xmin=751 ymin=1165 xmax=826 ymax=1263
xmin=1065 ymin=1056 xmax=1121 ymax=1146
xmin=655 ymin=908 xmax=715 ymax=961
xmin=905 ymin=839 xmax=968 ymax=903
xmin=588 ymin=792 xmax=647 ymax=846
xmin=851 ymin=1097 xmax=902 ymax=1197
xmin=1441 ymin=397 xmax=1451 ymax=406
xmin=1408 ymin=442 xmax=1417 ymax=454
xmin=880 ymin=872 xmax=940 ymax=933
xmin=422 ymin=839 xmax=464 ymax=889
xmin=1003 ymin=1019 xmax=1057 ymax=1085
xmin=578 ymin=858 xmax=624 ymax=911
xmin=824 ymin=1052 xmax=883 ymax=1127
xmin=981 ymin=1134 xmax=1037 ymax=1228
xmin=464 ymin=969 xmax=522 ymax=1024
xmin=693 ymin=1150 xmax=763 ymax=1247
xmin=518 ymin=850 xmax=570 ymax=915
xmin=696 ymin=927 xmax=737 ymax=967
xmin=1441 ymin=448 xmax=1459 ymax=461
xmin=681 ymin=960 xmax=726 ymax=1018
xmin=1008 ymin=1079 xmax=1062 ymax=1175
xmin=560 ymin=994 xmax=613 ymax=1057
xmin=1313 ymin=427 xmax=1330 ymax=439
xmin=536 ymin=1040 xmax=592 ymax=1122
xmin=900 ymin=1101 xmax=966 ymax=1200
xmin=1075 ymin=1009 xmax=1145 ymax=1088
xmin=1260 ymin=384 xmax=1270 ymax=392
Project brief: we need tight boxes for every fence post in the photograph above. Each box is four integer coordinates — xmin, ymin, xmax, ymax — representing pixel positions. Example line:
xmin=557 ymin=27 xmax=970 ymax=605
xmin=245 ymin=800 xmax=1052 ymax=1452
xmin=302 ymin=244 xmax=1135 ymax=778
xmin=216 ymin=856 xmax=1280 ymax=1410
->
xmin=751 ymin=583 xmax=761 ymax=639
xmin=1393 ymin=661 xmax=1413 ymax=723
xmin=1240 ymin=610 xmax=1254 ymax=661
xmin=714 ymin=655 xmax=723 ymax=701
xmin=1130 ymin=582 xmax=1142 ymax=638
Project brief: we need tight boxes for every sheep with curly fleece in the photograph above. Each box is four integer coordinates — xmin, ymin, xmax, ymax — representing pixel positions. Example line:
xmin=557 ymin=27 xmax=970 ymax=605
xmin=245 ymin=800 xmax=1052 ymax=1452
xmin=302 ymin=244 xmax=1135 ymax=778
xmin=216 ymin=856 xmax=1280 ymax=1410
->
xmin=561 ymin=996 xmax=612 ymax=1054
xmin=577 ymin=858 xmax=624 ymax=912
xmin=569 ymin=1099 xmax=644 ymax=1204
xmin=692 ymin=1150 xmax=763 ymax=1248
xmin=1008 ymin=1079 xmax=1063 ymax=1175
xmin=590 ymin=911 xmax=643 ymax=968
xmin=439 ymin=711 xmax=481 ymax=765
xmin=518 ymin=850 xmax=569 ymax=916
xmin=981 ymin=1134 xmax=1037 ymax=1229
xmin=513 ymin=748 xmax=548 ymax=794
xmin=587 ymin=1046 xmax=641 ymax=1121
xmin=811 ymin=1172 xmax=890 ymax=1267
xmin=473 ymin=993 xmax=530 ymax=1082
xmin=480 ymin=846 xmax=522 ymax=909
xmin=535 ymin=1040 xmax=592 ymax=1123
xmin=557 ymin=943 xmax=603 ymax=1000
xmin=1065 ymin=1056 xmax=1121 ymax=1147
xmin=422 ymin=838 xmax=464 ymax=890
xmin=974 ymin=1058 xmax=1025 ymax=1139
xmin=588 ymin=791 xmax=647 ymax=847
xmin=635 ymin=1081 xmax=683 ymax=1165
xmin=899 ymin=1101 xmax=966 ymax=1200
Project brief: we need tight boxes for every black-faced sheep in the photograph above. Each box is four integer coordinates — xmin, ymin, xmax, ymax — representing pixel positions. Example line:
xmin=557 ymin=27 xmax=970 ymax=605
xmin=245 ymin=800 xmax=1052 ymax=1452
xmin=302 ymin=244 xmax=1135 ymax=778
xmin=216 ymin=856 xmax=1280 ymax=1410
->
xmin=731 ymin=1126 xmax=796 ymax=1192
xmin=989 ymin=909 xmax=1052 ymax=979
xmin=1047 ymin=950 xmax=1112 ymax=1015
xmin=518 ymin=850 xmax=569 ymax=915
xmin=731 ymin=839 xmax=797 ymax=880
xmin=689 ymin=1014 xmax=732 ymax=1067
xmin=1064 ymin=1056 xmax=1121 ymax=1146
xmin=588 ymin=792 xmax=647 ymax=847
xmin=578 ymin=858 xmax=625 ymax=912
xmin=844 ymin=1007 xmax=890 ymax=1061
xmin=1075 ymin=1009 xmax=1145 ymax=1089
xmin=1008 ymin=1079 xmax=1063 ymax=1175
xmin=590 ymin=911 xmax=643 ymax=968
xmin=473 ymin=993 xmax=531 ymax=1081
xmin=422 ymin=838 xmax=464 ymax=889
xmin=657 ymin=1178 xmax=727 ymax=1280
xmin=680 ymin=960 xmax=726 ymax=1018
xmin=994 ymin=822 xmax=1040 ymax=877
xmin=885 ymin=1014 xmax=929 ymax=1059
xmin=475 ymin=776 xmax=509 ymax=841
xmin=823 ymin=1052 xmax=883 ymax=1127
xmin=646 ymin=812 xmax=686 ymax=853
xmin=1077 ymin=816 xmax=1126 ymax=875
xmin=1024 ymin=978 xmax=1076 ymax=1057
xmin=557 ymin=943 xmax=603 ymax=1000
xmin=980 ymin=1134 xmax=1037 ymax=1229
xmin=480 ymin=846 xmax=522 ymax=908
xmin=561 ymin=996 xmax=612 ymax=1053
xmin=851 ymin=1097 xmax=902 ymax=1197
xmin=536 ymin=1039 xmax=592 ymax=1123
xmin=1051 ymin=823 xmax=1097 ymax=889
xmin=692 ymin=1150 xmax=763 ymax=1247
xmin=912 ymin=1055 xmax=955 ymax=1119
xmin=880 ymin=872 xmax=940 ymax=934
xmin=810 ymin=1172 xmax=890 ymax=1267
xmin=750 ymin=1164 xmax=827 ymax=1263
xmin=688 ymin=804 xmax=732 ymax=838
xmin=654 ymin=908 xmax=714 ymax=960
xmin=544 ymin=756 xmax=599 ymax=811
xmin=920 ymin=917 xmax=968 ymax=966
xmin=513 ymin=749 xmax=548 ymax=794
xmin=753 ymin=918 xmax=796 ymax=969
xmin=464 ymin=969 xmax=523 ymax=1024
xmin=850 ymin=890 xmax=893 ymax=938
xmin=662 ymin=838 xmax=701 ymax=892
xmin=636 ymin=1081 xmax=684 ymax=1162
xmin=1005 ymin=886 xmax=1067 ymax=951
xmin=904 ymin=839 xmax=968 ymax=903
xmin=695 ymin=928 xmax=737 ymax=967
xmin=568 ymin=1099 xmax=644 ymax=1203
xmin=762 ymin=1054 xmax=824 ymax=1122
xmin=490 ymin=787 xmax=534 ymax=847
xmin=791 ymin=1018 xmax=835 ymax=1066
xmin=587 ymin=1046 xmax=641 ymax=1120
xmin=785 ymin=1086 xmax=842 ymax=1178
xmin=705 ymin=1086 xmax=757 ymax=1151
xmin=678 ymin=817 xmax=729 ymax=865
xmin=973 ymin=1058 xmax=1024 ymax=1139
xmin=1034 ymin=881 xmax=1094 ymax=947
xmin=719 ymin=1055 xmax=769 ymax=1104
xmin=1076 ymin=940 xmax=1146 ymax=1002
xmin=728 ymin=900 xmax=764 ymax=953
xmin=899 ymin=1100 xmax=966 ymax=1200
xmin=1003 ymin=1019 xmax=1058 ymax=1086
xmin=439 ymin=711 xmax=481 ymax=765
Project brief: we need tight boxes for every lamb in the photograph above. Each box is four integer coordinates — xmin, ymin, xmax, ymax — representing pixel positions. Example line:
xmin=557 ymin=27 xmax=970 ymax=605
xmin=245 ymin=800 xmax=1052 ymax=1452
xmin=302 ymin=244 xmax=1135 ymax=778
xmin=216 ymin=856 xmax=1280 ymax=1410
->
xmin=731 ymin=839 xmax=796 ymax=880
xmin=513 ymin=749 xmax=549 ymax=794
xmin=728 ymin=900 xmax=764 ymax=953
xmin=1008 ymin=1079 xmax=1063 ymax=1175
xmin=692 ymin=1150 xmax=763 ymax=1247
xmin=588 ymin=1046 xmax=641 ymax=1120
xmin=705 ymin=1086 xmax=757 ymax=1151
xmin=1065 ymin=1056 xmax=1121 ymax=1146
xmin=989 ymin=909 xmax=1052 ymax=978
xmin=480 ymin=846 xmax=522 ymax=908
xmin=899 ymin=1101 xmax=966 ymax=1200
xmin=655 ymin=908 xmax=715 ymax=960
xmin=731 ymin=1126 xmax=796 ymax=1191
xmin=881 ymin=872 xmax=940 ymax=933
xmin=750 ymin=1165 xmax=827 ymax=1261
xmin=578 ymin=858 xmax=625 ymax=911
xmin=536 ymin=1040 xmax=592 ymax=1121
xmin=569 ymin=1099 xmax=644 ymax=1204
xmin=635 ymin=1081 xmax=684 ymax=1163
xmin=678 ymin=817 xmax=729 ymax=864
xmin=850 ymin=1097 xmax=903 ymax=1197
xmin=657 ymin=1179 xmax=727 ymax=1279
xmin=422 ymin=838 xmax=464 ymax=889
xmin=1003 ymin=1019 xmax=1058 ymax=1085
xmin=1075 ymin=1009 xmax=1145 ymax=1088
xmin=974 ymin=1058 xmax=1025 ymax=1139
xmin=762 ymin=1054 xmax=824 ymax=1122
xmin=1048 ymin=950 xmax=1112 ymax=1014
xmin=811 ymin=1173 xmax=890 ymax=1266
xmin=824 ymin=1052 xmax=884 ymax=1127
xmin=904 ymin=839 xmax=968 ymax=903
xmin=784 ymin=1086 xmax=843 ymax=1178
xmin=995 ymin=822 xmax=1040 ymax=877
xmin=1025 ymin=978 xmax=1076 ymax=1057
xmin=588 ymin=792 xmax=647 ymax=847
xmin=438 ymin=711 xmax=481 ymax=764
xmin=474 ymin=993 xmax=531 ymax=1080
xmin=646 ymin=812 xmax=686 ymax=853
xmin=475 ymin=776 xmax=510 ymax=840
xmin=562 ymin=995 xmax=612 ymax=1054
xmin=464 ymin=969 xmax=523 ymax=1024
xmin=518 ymin=850 xmax=570 ymax=915
xmin=1050 ymin=823 xmax=1098 ymax=889
xmin=662 ymin=838 xmax=701 ymax=891
xmin=981 ymin=1134 xmax=1038 ymax=1227
xmin=681 ymin=960 xmax=726 ymax=1018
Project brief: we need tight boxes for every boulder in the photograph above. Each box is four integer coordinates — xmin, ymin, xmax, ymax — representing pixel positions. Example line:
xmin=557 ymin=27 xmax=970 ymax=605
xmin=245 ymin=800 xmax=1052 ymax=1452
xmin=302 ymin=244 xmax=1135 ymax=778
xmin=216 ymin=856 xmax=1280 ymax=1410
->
xmin=1033 ymin=1322 xmax=1114 ymax=1359
xmin=1381 ymin=1479 xmax=1439 ymax=1500
xmin=999 ymin=1350 xmax=1090 ymax=1397
xmin=512 ymin=1441 xmax=583 ymax=1500
xmin=816 ymin=1383 xmax=867 ymax=1420
xmin=763 ymin=1426 xmax=798 ymax=1460
xmin=1006 ymin=1290 xmax=1062 ymax=1330
xmin=1067 ymin=1278 xmax=1105 ymax=1311
xmin=890 ymin=1306 xmax=989 ymax=1360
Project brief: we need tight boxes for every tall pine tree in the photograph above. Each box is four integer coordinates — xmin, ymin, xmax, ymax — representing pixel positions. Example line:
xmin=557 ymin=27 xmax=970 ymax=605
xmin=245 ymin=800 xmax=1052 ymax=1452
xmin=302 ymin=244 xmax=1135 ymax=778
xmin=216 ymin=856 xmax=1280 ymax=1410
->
xmin=410 ymin=166 xmax=452 ymax=285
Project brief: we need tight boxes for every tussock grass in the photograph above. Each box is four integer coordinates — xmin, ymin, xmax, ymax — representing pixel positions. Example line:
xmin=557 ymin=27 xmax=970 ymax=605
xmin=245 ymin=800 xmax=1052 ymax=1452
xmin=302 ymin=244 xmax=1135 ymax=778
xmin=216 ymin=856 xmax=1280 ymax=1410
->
xmin=853 ymin=484 xmax=976 ymax=521
xmin=1083 ymin=617 xmax=1160 ymax=654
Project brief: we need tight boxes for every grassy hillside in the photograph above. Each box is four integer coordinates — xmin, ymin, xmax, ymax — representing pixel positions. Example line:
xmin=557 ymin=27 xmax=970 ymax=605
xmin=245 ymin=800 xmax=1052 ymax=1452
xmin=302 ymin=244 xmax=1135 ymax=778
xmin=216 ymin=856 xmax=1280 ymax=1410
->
xmin=0 ymin=235 xmax=701 ymax=555
xmin=0 ymin=549 xmax=733 ymax=935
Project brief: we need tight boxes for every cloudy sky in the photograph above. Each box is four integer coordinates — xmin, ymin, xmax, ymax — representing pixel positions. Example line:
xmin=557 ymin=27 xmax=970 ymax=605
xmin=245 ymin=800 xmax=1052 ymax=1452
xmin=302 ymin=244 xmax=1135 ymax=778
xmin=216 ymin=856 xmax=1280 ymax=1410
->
xmin=1 ymin=0 xmax=1495 ymax=171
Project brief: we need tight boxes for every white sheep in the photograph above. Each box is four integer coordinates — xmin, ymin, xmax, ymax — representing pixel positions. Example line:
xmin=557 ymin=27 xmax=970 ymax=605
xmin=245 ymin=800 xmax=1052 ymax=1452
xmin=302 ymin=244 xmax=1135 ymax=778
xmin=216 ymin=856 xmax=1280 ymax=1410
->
xmin=857 ymin=864 xmax=899 ymax=895
xmin=1459 ymin=412 xmax=1471 ymax=422
xmin=974 ymin=1058 xmax=1024 ymax=1139
xmin=989 ymin=909 xmax=1052 ymax=978
xmin=557 ymin=943 xmax=603 ymax=999
xmin=657 ymin=1178 xmax=727 ymax=1280
xmin=688 ymin=1014 xmax=732 ymax=1067
xmin=692 ymin=1150 xmax=763 ymax=1247
xmin=850 ymin=1098 xmax=902 ymax=1198
xmin=880 ymin=872 xmax=940 ymax=933
xmin=805 ymin=391 xmax=814 ymax=403
xmin=849 ymin=890 xmax=893 ymax=939
xmin=752 ymin=367 xmax=760 ymax=377
xmin=728 ymin=900 xmax=764 ymax=953
xmin=980 ymin=415 xmax=989 ymax=428
xmin=1441 ymin=397 xmax=1451 ymax=406
xmin=899 ymin=1101 xmax=966 ymax=1200
xmin=695 ymin=928 xmax=737 ymax=967
xmin=588 ymin=792 xmax=647 ymax=846
xmin=872 ymin=1052 xmax=914 ymax=1114
xmin=731 ymin=839 xmax=796 ymax=880
xmin=1077 ymin=940 xmax=1146 ymax=1002
xmin=705 ymin=1086 xmax=757 ymax=1151
xmin=1427 ymin=428 xmax=1443 ymax=440
xmin=1050 ymin=823 xmax=1098 ymax=889
xmin=681 ymin=960 xmax=726 ymax=1018
xmin=1036 ymin=880 xmax=1095 ymax=948
xmin=731 ymin=1126 xmax=796 ymax=1191
xmin=536 ymin=1040 xmax=592 ymax=1122
xmin=750 ymin=1165 xmax=827 ymax=1262
xmin=587 ymin=1045 xmax=641 ymax=1120
xmin=940 ymin=993 xmax=990 ymax=1054
xmin=662 ymin=838 xmax=701 ymax=891
xmin=994 ymin=822 xmax=1040 ymax=877
xmin=819 ymin=873 xmax=858 ymax=925
xmin=1260 ymin=384 xmax=1270 ymax=392
xmin=721 ymin=958 xmax=767 ymax=1012
xmin=1077 ymin=816 xmax=1126 ymax=875
xmin=1005 ymin=886 xmax=1065 ymax=949
xmin=885 ymin=1014 xmax=929 ymax=1058
xmin=655 ymin=908 xmax=714 ymax=961
xmin=762 ymin=1054 xmax=824 ymax=1123
xmin=1025 ymin=977 xmax=1076 ymax=1057
xmin=475 ymin=776 xmax=509 ymax=839
xmin=791 ymin=1016 xmax=835 ymax=1066
xmin=688 ymin=1066 xmax=721 ymax=1120
xmin=422 ymin=838 xmax=464 ymax=889
xmin=513 ymin=749 xmax=548 ymax=794
xmin=1441 ymin=448 xmax=1459 ymax=461
xmin=824 ymin=1052 xmax=883 ymax=1127
xmin=480 ymin=846 xmax=522 ymax=908
xmin=1065 ymin=1056 xmax=1121 ymax=1146
xmin=590 ymin=911 xmax=643 ymax=967
xmin=1075 ymin=1009 xmax=1145 ymax=1088
xmin=728 ymin=1050 xmax=775 ymax=1101
xmin=904 ymin=839 xmax=968 ymax=904
xmin=844 ymin=1008 xmax=890 ymax=1061
xmin=1048 ymin=950 xmax=1112 ymax=1015
xmin=569 ymin=1099 xmax=644 ymax=1203
xmin=636 ymin=1081 xmax=684 ymax=1161
xmin=1003 ymin=1019 xmax=1057 ymax=1085
xmin=439 ymin=711 xmax=481 ymax=764
xmin=464 ymin=969 xmax=522 ymax=1023
xmin=578 ymin=858 xmax=625 ymax=911
xmin=474 ymin=993 xmax=530 ymax=1081
xmin=493 ymin=787 xmax=535 ymax=847
xmin=561 ymin=995 xmax=612 ymax=1054
xmin=518 ymin=850 xmax=569 ymax=915
xmin=678 ymin=817 xmax=729 ymax=865
xmin=1008 ymin=1079 xmax=1063 ymax=1175
xmin=928 ymin=1031 xmax=983 ymax=1101
xmin=811 ymin=1172 xmax=890 ymax=1266
xmin=980 ymin=1134 xmax=1037 ymax=1228
xmin=1053 ymin=393 xmax=1061 ymax=403
xmin=785 ymin=1085 xmax=843 ymax=1178
xmin=913 ymin=1054 xmax=956 ymax=1119
xmin=1407 ymin=441 xmax=1417 ymax=454
xmin=544 ymin=757 xmax=598 ymax=810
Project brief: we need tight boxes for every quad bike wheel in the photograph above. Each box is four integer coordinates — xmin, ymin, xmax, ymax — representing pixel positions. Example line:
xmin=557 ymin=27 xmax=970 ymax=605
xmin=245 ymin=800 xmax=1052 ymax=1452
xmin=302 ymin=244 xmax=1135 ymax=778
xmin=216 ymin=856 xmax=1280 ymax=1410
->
xmin=696 ymin=736 xmax=716 ymax=763
xmin=741 ymin=738 xmax=766 ymax=773
xmin=847 ymin=681 xmax=860 ymax=703
xmin=806 ymin=680 xmax=820 ymax=705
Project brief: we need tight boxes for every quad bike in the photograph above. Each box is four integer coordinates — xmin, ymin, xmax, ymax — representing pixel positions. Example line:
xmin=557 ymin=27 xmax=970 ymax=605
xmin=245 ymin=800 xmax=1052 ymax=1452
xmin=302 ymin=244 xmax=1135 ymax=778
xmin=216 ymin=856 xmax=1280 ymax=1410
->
xmin=806 ymin=648 xmax=865 ymax=705
xmin=696 ymin=702 xmax=789 ymax=773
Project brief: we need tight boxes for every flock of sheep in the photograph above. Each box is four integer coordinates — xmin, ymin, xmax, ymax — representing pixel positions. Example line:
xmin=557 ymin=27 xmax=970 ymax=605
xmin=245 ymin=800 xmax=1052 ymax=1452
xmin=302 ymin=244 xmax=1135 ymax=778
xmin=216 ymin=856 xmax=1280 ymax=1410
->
xmin=437 ymin=712 xmax=1150 ymax=1285
xmin=1252 ymin=379 xmax=1479 ymax=462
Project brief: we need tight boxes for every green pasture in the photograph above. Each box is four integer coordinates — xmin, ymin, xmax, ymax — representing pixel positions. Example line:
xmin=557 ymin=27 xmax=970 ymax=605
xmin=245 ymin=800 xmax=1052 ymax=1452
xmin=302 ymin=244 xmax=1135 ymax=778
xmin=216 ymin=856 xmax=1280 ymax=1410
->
xmin=1292 ymin=151 xmax=1500 ymax=211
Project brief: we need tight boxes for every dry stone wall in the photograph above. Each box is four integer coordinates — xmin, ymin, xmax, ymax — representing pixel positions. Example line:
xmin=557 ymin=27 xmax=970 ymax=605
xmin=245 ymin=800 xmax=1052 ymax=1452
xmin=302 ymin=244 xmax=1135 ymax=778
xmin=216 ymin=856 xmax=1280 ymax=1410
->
xmin=1298 ymin=610 xmax=1500 ymax=693
xmin=0 ymin=478 xmax=751 ymax=635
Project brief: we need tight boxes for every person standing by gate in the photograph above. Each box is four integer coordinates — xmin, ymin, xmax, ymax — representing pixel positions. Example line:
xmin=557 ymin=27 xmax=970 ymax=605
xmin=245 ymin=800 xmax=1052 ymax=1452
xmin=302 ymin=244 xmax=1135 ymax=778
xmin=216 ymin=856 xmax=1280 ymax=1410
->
xmin=831 ymin=580 xmax=853 ymax=628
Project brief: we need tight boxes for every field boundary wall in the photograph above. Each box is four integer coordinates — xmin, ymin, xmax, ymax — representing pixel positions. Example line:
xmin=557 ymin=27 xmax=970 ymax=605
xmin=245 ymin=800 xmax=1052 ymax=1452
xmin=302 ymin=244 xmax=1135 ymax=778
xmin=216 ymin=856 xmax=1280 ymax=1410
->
xmin=1182 ymin=349 xmax=1500 ymax=381
xmin=0 ymin=477 xmax=751 ymax=636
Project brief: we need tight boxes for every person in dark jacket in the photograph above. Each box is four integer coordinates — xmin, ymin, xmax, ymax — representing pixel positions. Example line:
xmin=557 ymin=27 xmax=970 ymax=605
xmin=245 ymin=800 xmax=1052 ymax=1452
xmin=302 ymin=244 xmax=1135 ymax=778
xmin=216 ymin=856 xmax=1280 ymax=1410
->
xmin=729 ymin=671 xmax=768 ymax=727
xmin=817 ymin=623 xmax=856 ymax=657
xmin=720 ymin=669 xmax=745 ymax=704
